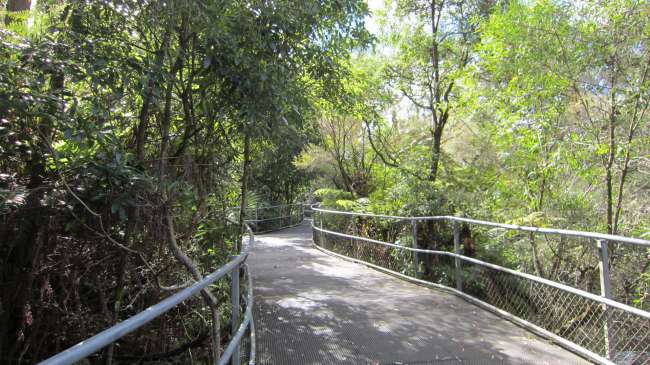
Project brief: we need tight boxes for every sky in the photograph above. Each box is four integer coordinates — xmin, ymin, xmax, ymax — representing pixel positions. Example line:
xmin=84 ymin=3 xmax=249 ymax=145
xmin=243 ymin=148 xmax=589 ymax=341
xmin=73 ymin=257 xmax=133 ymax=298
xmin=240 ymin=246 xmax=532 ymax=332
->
xmin=365 ymin=0 xmax=385 ymax=35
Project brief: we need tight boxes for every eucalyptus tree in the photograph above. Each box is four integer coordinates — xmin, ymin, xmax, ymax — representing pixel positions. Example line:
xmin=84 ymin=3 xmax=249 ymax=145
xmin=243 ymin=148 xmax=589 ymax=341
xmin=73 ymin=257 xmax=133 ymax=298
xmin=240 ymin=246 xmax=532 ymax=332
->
xmin=295 ymin=54 xmax=392 ymax=198
xmin=479 ymin=0 xmax=650 ymax=236
xmin=382 ymin=0 xmax=496 ymax=183
xmin=474 ymin=0 xmax=650 ymax=299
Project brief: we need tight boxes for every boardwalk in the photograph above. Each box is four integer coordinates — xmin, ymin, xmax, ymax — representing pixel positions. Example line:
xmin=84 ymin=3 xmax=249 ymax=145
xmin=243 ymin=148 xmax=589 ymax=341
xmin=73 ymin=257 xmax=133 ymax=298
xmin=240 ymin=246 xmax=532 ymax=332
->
xmin=249 ymin=222 xmax=591 ymax=365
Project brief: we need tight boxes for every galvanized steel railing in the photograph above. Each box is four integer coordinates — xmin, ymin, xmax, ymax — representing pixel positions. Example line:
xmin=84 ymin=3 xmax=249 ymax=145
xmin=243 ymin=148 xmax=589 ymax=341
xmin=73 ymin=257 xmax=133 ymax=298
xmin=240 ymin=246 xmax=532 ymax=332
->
xmin=243 ymin=203 xmax=305 ymax=233
xmin=312 ymin=205 xmax=650 ymax=365
xmin=39 ymin=224 xmax=257 ymax=365
xmin=303 ymin=203 xmax=314 ymax=219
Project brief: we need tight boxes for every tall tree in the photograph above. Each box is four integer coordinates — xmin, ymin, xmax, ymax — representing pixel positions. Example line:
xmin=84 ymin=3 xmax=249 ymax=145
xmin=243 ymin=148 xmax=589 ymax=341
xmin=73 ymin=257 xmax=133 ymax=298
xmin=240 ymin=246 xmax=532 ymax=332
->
xmin=479 ymin=0 xmax=650 ymax=235
xmin=384 ymin=0 xmax=493 ymax=182
xmin=4 ymin=0 xmax=31 ymax=25
xmin=0 ymin=0 xmax=370 ymax=362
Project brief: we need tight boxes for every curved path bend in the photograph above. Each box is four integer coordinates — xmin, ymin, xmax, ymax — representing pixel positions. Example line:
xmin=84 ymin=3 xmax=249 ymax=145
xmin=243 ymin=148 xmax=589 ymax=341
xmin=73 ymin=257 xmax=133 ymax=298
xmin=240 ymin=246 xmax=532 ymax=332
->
xmin=249 ymin=221 xmax=590 ymax=365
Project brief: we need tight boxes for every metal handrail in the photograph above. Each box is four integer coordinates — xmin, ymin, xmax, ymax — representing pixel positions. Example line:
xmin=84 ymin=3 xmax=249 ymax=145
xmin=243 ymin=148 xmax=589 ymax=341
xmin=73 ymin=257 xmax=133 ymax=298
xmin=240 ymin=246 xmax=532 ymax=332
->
xmin=39 ymin=223 xmax=256 ymax=365
xmin=312 ymin=205 xmax=650 ymax=247
xmin=312 ymin=205 xmax=650 ymax=365
xmin=218 ymin=263 xmax=255 ymax=365
xmin=246 ymin=215 xmax=297 ymax=223
xmin=312 ymin=224 xmax=650 ymax=320
xmin=237 ymin=203 xmax=303 ymax=211
xmin=243 ymin=203 xmax=305 ymax=233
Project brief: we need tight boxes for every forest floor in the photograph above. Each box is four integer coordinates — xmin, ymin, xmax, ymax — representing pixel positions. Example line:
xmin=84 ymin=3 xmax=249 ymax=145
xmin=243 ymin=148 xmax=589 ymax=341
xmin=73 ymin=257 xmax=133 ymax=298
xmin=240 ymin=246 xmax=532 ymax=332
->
xmin=248 ymin=222 xmax=591 ymax=365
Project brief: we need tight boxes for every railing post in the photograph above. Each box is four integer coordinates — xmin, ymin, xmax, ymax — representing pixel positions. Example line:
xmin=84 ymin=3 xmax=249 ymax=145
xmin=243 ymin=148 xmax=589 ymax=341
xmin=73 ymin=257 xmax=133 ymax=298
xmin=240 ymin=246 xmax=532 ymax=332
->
xmin=348 ymin=215 xmax=354 ymax=254
xmin=453 ymin=221 xmax=462 ymax=292
xmin=282 ymin=205 xmax=286 ymax=227
xmin=319 ymin=212 xmax=324 ymax=247
xmin=597 ymin=239 xmax=613 ymax=359
xmin=412 ymin=219 xmax=420 ymax=279
xmin=231 ymin=262 xmax=240 ymax=365
xmin=285 ymin=205 xmax=289 ymax=227
xmin=255 ymin=207 xmax=259 ymax=232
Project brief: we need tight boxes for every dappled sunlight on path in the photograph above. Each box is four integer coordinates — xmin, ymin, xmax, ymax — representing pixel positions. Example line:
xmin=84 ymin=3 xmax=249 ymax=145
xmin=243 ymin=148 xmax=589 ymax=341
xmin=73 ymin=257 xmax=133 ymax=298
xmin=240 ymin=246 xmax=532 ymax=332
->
xmin=249 ymin=222 xmax=591 ymax=365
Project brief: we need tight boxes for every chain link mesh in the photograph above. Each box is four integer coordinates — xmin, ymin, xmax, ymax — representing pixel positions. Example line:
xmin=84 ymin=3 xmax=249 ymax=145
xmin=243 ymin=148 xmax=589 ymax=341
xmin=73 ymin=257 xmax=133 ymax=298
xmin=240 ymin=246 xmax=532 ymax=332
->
xmin=245 ymin=204 xmax=304 ymax=233
xmin=313 ymin=211 xmax=650 ymax=365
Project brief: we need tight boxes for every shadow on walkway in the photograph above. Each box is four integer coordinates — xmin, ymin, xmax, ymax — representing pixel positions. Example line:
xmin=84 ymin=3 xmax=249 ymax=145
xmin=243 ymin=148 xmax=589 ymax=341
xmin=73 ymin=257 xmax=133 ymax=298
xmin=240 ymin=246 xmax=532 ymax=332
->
xmin=249 ymin=222 xmax=590 ymax=365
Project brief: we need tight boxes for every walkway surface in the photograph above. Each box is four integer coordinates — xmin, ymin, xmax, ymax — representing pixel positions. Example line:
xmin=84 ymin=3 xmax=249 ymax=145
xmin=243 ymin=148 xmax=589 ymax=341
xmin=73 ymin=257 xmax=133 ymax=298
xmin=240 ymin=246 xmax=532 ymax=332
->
xmin=248 ymin=222 xmax=591 ymax=365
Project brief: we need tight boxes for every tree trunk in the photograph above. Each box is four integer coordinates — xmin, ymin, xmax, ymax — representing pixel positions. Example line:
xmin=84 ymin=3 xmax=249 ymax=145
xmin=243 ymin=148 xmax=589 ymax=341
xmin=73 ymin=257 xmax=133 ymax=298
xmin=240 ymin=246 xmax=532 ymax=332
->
xmin=239 ymin=132 xmax=252 ymax=242
xmin=429 ymin=124 xmax=443 ymax=182
xmin=156 ymin=14 xmax=220 ymax=361
xmin=605 ymin=115 xmax=615 ymax=234
xmin=529 ymin=233 xmax=545 ymax=278
xmin=4 ymin=0 xmax=31 ymax=25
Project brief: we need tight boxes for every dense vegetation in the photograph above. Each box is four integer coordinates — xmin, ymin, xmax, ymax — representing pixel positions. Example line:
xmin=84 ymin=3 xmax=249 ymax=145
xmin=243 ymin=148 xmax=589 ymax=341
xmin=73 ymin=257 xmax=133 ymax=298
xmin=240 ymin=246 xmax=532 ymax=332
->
xmin=298 ymin=0 xmax=650 ymax=309
xmin=0 ymin=0 xmax=649 ymax=364
xmin=0 ymin=0 xmax=368 ymax=363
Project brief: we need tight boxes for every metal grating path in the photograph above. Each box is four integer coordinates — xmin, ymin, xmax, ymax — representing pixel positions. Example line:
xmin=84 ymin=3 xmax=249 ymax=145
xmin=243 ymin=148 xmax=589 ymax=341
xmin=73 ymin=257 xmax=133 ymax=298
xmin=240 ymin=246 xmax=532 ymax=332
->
xmin=248 ymin=222 xmax=591 ymax=365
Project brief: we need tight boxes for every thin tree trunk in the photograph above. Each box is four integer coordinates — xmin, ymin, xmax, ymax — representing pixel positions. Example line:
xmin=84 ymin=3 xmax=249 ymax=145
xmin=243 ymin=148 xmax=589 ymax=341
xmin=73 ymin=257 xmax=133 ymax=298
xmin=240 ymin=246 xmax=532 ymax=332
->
xmin=430 ymin=125 xmax=443 ymax=182
xmin=605 ymin=117 xmax=615 ymax=234
xmin=4 ymin=0 xmax=31 ymax=25
xmin=549 ymin=236 xmax=566 ymax=280
xmin=529 ymin=233 xmax=545 ymax=278
xmin=104 ymin=253 xmax=127 ymax=365
xmin=157 ymin=15 xmax=220 ymax=361
xmin=239 ymin=132 xmax=252 ymax=243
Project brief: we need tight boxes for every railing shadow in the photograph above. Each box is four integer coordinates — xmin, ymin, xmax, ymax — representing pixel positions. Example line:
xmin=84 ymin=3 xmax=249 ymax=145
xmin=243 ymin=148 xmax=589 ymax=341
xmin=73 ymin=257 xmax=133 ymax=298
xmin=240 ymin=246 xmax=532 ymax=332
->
xmin=250 ymin=223 xmax=588 ymax=365
xmin=311 ymin=207 xmax=650 ymax=365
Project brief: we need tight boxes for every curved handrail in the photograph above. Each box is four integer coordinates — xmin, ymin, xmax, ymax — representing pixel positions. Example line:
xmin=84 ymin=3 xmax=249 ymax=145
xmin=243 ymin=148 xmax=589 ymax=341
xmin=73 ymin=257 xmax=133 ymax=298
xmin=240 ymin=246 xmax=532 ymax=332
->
xmin=312 ymin=205 xmax=650 ymax=365
xmin=238 ymin=203 xmax=304 ymax=210
xmin=312 ymin=224 xmax=650 ymax=320
xmin=39 ymin=223 xmax=256 ymax=365
xmin=244 ymin=203 xmax=305 ymax=233
xmin=312 ymin=205 xmax=650 ymax=247
xmin=218 ymin=263 xmax=254 ymax=365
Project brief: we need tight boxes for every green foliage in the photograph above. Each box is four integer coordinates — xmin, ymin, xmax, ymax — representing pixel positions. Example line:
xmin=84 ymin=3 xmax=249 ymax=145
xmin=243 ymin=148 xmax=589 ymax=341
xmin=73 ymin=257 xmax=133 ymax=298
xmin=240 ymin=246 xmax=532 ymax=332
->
xmin=1 ymin=0 xmax=649 ymax=361
xmin=633 ymin=272 xmax=650 ymax=309
xmin=314 ymin=188 xmax=354 ymax=203
xmin=306 ymin=0 xmax=649 ymax=314
xmin=0 ymin=0 xmax=370 ymax=362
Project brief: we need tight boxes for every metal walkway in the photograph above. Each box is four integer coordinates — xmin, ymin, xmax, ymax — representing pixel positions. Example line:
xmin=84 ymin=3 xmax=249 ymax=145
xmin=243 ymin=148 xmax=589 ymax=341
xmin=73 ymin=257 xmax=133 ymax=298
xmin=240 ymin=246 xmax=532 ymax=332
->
xmin=248 ymin=222 xmax=591 ymax=365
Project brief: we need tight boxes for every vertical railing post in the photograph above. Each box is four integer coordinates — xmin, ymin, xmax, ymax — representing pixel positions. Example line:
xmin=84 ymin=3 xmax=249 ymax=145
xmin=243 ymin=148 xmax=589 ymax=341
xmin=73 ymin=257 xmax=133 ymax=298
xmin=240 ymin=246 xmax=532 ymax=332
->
xmin=231 ymin=262 xmax=240 ymax=365
xmin=282 ymin=205 xmax=286 ymax=227
xmin=311 ymin=210 xmax=316 ymax=242
xmin=412 ymin=219 xmax=420 ymax=279
xmin=319 ymin=212 xmax=324 ymax=247
xmin=284 ymin=205 xmax=289 ymax=227
xmin=453 ymin=221 xmax=462 ymax=292
xmin=255 ymin=207 xmax=259 ymax=232
xmin=349 ymin=215 xmax=354 ymax=255
xmin=597 ymin=239 xmax=613 ymax=359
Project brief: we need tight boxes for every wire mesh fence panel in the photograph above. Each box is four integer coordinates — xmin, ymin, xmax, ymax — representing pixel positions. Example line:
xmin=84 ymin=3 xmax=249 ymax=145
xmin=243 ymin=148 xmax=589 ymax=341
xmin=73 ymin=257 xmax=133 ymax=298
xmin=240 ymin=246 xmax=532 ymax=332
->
xmin=456 ymin=224 xmax=603 ymax=295
xmin=60 ymin=276 xmax=242 ymax=365
xmin=460 ymin=259 xmax=650 ymax=364
xmin=317 ymin=212 xmax=417 ymax=276
xmin=312 ymin=208 xmax=650 ymax=365
xmin=247 ymin=204 xmax=304 ymax=233
xmin=238 ymin=325 xmax=253 ymax=365
xmin=609 ymin=240 xmax=650 ymax=311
